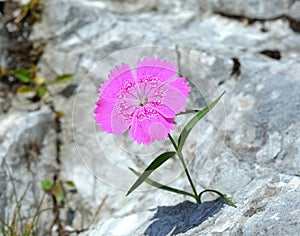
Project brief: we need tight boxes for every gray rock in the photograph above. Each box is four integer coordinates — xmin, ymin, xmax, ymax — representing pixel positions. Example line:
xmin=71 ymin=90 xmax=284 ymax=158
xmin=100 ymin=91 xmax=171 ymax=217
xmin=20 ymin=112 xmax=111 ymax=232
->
xmin=77 ymin=55 xmax=300 ymax=235
xmin=81 ymin=198 xmax=227 ymax=236
xmin=3 ymin=0 xmax=297 ymax=235
xmin=197 ymin=0 xmax=300 ymax=20
xmin=290 ymin=1 xmax=300 ymax=20
xmin=80 ymin=174 xmax=300 ymax=236
xmin=0 ymin=107 xmax=57 ymax=234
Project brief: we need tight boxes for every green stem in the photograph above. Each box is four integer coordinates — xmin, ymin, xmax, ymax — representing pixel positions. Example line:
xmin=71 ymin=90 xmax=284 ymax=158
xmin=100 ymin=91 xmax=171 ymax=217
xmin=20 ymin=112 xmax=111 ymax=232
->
xmin=168 ymin=134 xmax=200 ymax=204
xmin=177 ymin=151 xmax=200 ymax=204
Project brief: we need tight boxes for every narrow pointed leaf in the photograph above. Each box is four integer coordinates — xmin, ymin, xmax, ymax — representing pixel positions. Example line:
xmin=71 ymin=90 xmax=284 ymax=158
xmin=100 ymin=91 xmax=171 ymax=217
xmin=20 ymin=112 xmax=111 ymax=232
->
xmin=53 ymin=74 xmax=74 ymax=83
xmin=199 ymin=189 xmax=237 ymax=208
xmin=65 ymin=181 xmax=75 ymax=188
xmin=177 ymin=91 xmax=225 ymax=152
xmin=222 ymin=195 xmax=237 ymax=208
xmin=17 ymin=85 xmax=34 ymax=94
xmin=129 ymin=167 xmax=195 ymax=198
xmin=11 ymin=69 xmax=31 ymax=83
xmin=126 ymin=151 xmax=176 ymax=196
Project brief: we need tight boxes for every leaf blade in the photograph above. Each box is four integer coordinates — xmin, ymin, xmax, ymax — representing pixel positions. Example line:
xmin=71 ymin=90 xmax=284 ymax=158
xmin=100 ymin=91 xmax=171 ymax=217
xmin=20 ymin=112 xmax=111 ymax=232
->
xmin=129 ymin=167 xmax=195 ymax=198
xmin=126 ymin=151 xmax=176 ymax=196
xmin=11 ymin=69 xmax=31 ymax=83
xmin=53 ymin=74 xmax=74 ymax=83
xmin=37 ymin=85 xmax=47 ymax=97
xmin=17 ymin=85 xmax=34 ymax=94
xmin=65 ymin=181 xmax=75 ymax=188
xmin=177 ymin=92 xmax=225 ymax=152
xmin=41 ymin=179 xmax=52 ymax=191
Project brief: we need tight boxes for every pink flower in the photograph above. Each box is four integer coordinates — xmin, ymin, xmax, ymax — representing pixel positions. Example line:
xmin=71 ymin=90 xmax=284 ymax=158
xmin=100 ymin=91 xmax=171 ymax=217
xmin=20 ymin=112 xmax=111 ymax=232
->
xmin=94 ymin=57 xmax=190 ymax=145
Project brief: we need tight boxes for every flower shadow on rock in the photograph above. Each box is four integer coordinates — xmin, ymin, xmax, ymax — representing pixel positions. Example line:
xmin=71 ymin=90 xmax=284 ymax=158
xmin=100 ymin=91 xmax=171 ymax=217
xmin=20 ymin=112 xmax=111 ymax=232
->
xmin=145 ymin=198 xmax=226 ymax=236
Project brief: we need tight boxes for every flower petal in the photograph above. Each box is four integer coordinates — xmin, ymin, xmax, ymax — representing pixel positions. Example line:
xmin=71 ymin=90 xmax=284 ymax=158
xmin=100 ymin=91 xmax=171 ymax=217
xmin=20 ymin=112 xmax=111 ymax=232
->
xmin=168 ymin=77 xmax=190 ymax=98
xmin=94 ymin=98 xmax=131 ymax=135
xmin=100 ymin=63 xmax=135 ymax=100
xmin=149 ymin=122 xmax=169 ymax=141
xmin=151 ymin=104 xmax=176 ymax=118
xmin=152 ymin=77 xmax=190 ymax=117
xmin=94 ymin=98 xmax=116 ymax=133
xmin=129 ymin=107 xmax=175 ymax=145
xmin=162 ymin=85 xmax=188 ymax=113
xmin=136 ymin=57 xmax=177 ymax=83
xmin=129 ymin=116 xmax=152 ymax=145
xmin=111 ymin=103 xmax=132 ymax=135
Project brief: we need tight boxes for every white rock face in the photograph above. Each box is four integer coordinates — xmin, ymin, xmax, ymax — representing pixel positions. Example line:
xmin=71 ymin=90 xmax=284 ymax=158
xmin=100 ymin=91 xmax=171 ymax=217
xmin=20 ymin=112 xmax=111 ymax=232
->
xmin=1 ymin=0 xmax=300 ymax=235
xmin=198 ymin=0 xmax=300 ymax=20
xmin=0 ymin=108 xmax=57 ymax=234
xmin=81 ymin=174 xmax=300 ymax=236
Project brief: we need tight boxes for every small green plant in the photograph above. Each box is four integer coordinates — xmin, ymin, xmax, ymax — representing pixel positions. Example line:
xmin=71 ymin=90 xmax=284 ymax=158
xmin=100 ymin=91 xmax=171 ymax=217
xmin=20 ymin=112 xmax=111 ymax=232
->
xmin=0 ymin=162 xmax=48 ymax=236
xmin=15 ymin=0 xmax=44 ymax=24
xmin=41 ymin=178 xmax=76 ymax=203
xmin=11 ymin=68 xmax=73 ymax=101
xmin=0 ymin=177 xmax=77 ymax=235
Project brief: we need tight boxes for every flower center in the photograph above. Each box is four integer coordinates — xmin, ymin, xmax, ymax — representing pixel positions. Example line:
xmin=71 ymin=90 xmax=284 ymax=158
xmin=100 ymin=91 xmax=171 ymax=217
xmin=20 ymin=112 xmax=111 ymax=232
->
xmin=116 ymin=77 xmax=164 ymax=121
xmin=138 ymin=96 xmax=148 ymax=107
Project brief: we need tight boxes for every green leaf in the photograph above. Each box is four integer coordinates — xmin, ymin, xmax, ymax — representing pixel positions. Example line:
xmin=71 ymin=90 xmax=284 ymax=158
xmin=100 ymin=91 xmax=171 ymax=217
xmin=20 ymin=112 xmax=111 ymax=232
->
xmin=17 ymin=85 xmax=34 ymax=94
xmin=198 ymin=189 xmax=237 ymax=208
xmin=222 ymin=195 xmax=237 ymax=208
xmin=55 ymin=192 xmax=64 ymax=202
xmin=52 ymin=185 xmax=64 ymax=202
xmin=37 ymin=85 xmax=47 ymax=97
xmin=41 ymin=179 xmax=52 ymax=191
xmin=53 ymin=74 xmax=74 ymax=83
xmin=11 ymin=69 xmax=31 ymax=83
xmin=129 ymin=167 xmax=195 ymax=198
xmin=126 ymin=151 xmax=176 ymax=196
xmin=65 ymin=181 xmax=75 ymax=188
xmin=177 ymin=109 xmax=201 ymax=115
xmin=177 ymin=91 xmax=225 ymax=152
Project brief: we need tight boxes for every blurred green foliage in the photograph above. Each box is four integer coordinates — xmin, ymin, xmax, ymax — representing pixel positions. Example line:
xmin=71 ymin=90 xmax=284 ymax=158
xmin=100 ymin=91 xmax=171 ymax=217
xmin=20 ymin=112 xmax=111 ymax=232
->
xmin=41 ymin=178 xmax=76 ymax=203
xmin=11 ymin=67 xmax=74 ymax=101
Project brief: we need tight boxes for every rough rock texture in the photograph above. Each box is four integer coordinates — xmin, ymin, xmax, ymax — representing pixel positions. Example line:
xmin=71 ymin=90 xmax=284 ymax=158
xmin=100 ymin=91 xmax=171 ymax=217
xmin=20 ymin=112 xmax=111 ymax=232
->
xmin=31 ymin=0 xmax=300 ymax=235
xmin=1 ymin=0 xmax=300 ymax=235
xmin=0 ymin=107 xmax=57 ymax=233
xmin=82 ymin=174 xmax=300 ymax=236
xmin=82 ymin=198 xmax=228 ymax=236
xmin=198 ymin=0 xmax=300 ymax=20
